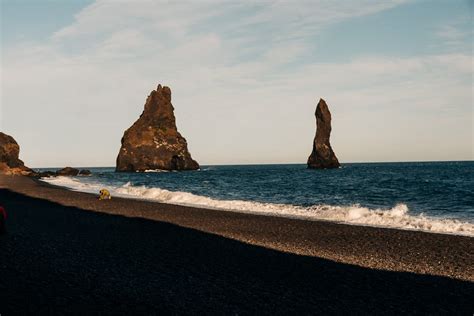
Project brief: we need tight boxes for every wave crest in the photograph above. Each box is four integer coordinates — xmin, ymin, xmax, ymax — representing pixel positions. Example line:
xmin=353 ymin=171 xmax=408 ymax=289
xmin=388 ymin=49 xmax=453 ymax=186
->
xmin=42 ymin=177 xmax=474 ymax=236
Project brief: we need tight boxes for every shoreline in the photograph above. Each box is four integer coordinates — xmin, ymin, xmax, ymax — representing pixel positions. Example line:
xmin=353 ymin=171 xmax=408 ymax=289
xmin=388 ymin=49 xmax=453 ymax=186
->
xmin=1 ymin=175 xmax=473 ymax=282
xmin=39 ymin=174 xmax=474 ymax=238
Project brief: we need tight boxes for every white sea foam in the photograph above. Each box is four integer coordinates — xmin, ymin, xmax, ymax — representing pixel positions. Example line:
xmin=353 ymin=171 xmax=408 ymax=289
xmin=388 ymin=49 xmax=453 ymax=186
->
xmin=144 ymin=169 xmax=169 ymax=173
xmin=43 ymin=176 xmax=103 ymax=193
xmin=41 ymin=177 xmax=474 ymax=237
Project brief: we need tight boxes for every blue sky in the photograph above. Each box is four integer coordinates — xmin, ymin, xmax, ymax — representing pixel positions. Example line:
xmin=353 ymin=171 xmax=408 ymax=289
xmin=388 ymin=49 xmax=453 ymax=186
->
xmin=1 ymin=0 xmax=472 ymax=167
xmin=1 ymin=0 xmax=93 ymax=45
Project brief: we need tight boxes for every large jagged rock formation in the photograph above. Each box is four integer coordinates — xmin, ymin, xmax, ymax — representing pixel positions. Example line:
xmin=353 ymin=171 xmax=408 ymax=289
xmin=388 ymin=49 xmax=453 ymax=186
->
xmin=116 ymin=84 xmax=199 ymax=172
xmin=307 ymin=99 xmax=340 ymax=169
xmin=0 ymin=132 xmax=33 ymax=175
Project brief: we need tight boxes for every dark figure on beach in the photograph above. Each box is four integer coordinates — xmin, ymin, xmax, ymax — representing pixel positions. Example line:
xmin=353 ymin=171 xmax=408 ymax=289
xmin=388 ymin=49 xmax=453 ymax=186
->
xmin=0 ymin=206 xmax=6 ymax=234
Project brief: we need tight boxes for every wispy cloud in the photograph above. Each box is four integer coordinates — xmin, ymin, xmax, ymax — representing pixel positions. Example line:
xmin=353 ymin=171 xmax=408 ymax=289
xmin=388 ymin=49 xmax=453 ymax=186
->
xmin=435 ymin=20 xmax=471 ymax=51
xmin=1 ymin=0 xmax=472 ymax=166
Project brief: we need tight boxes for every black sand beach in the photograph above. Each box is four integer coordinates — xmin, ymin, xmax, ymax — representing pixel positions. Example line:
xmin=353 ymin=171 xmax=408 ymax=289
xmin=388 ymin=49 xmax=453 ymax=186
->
xmin=1 ymin=175 xmax=473 ymax=314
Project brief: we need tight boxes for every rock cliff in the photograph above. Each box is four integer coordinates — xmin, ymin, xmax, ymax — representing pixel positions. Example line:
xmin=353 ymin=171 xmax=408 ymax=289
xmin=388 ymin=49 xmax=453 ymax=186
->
xmin=0 ymin=132 xmax=33 ymax=175
xmin=307 ymin=99 xmax=340 ymax=169
xmin=116 ymin=84 xmax=199 ymax=172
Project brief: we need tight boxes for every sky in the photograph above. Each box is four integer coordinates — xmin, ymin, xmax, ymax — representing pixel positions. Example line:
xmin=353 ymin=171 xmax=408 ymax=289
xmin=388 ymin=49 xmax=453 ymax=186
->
xmin=1 ymin=0 xmax=472 ymax=167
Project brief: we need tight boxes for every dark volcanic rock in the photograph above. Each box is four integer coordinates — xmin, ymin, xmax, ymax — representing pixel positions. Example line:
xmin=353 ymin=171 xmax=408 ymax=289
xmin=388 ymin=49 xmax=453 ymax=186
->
xmin=307 ymin=99 xmax=340 ymax=169
xmin=0 ymin=132 xmax=33 ymax=175
xmin=79 ymin=169 xmax=92 ymax=176
xmin=38 ymin=171 xmax=57 ymax=178
xmin=29 ymin=171 xmax=58 ymax=179
xmin=56 ymin=167 xmax=80 ymax=176
xmin=116 ymin=84 xmax=199 ymax=172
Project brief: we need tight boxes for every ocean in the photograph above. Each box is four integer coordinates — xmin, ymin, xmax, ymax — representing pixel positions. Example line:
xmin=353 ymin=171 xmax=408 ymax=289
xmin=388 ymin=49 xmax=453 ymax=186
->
xmin=40 ymin=161 xmax=474 ymax=236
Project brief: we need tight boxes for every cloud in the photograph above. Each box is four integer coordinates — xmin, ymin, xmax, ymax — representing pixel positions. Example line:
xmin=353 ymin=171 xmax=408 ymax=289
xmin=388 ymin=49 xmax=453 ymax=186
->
xmin=435 ymin=20 xmax=471 ymax=51
xmin=1 ymin=0 xmax=472 ymax=166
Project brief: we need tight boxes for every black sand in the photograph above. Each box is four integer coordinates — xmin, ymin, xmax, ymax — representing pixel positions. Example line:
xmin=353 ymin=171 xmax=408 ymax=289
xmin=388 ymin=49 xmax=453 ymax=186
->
xmin=0 ymin=175 xmax=473 ymax=314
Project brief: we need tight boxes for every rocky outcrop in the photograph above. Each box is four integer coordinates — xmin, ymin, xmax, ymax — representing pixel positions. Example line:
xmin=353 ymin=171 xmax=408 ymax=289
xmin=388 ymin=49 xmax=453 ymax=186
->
xmin=116 ymin=84 xmax=199 ymax=172
xmin=38 ymin=171 xmax=57 ymax=178
xmin=34 ymin=169 xmax=89 ymax=178
xmin=0 ymin=132 xmax=33 ymax=175
xmin=79 ymin=169 xmax=91 ymax=176
xmin=56 ymin=167 xmax=80 ymax=176
xmin=307 ymin=99 xmax=340 ymax=169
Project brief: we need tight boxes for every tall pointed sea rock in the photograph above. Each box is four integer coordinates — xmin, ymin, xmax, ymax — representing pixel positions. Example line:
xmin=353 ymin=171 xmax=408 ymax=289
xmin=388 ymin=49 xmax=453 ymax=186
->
xmin=116 ymin=84 xmax=199 ymax=172
xmin=307 ymin=98 xmax=340 ymax=169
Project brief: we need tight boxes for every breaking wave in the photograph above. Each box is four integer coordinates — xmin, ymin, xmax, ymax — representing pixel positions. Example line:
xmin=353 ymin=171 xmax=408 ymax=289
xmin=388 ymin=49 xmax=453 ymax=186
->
xmin=42 ymin=176 xmax=474 ymax=237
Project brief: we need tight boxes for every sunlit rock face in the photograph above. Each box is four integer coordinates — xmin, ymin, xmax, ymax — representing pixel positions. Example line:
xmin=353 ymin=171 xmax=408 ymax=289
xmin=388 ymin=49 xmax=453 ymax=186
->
xmin=116 ymin=84 xmax=199 ymax=172
xmin=0 ymin=132 xmax=33 ymax=175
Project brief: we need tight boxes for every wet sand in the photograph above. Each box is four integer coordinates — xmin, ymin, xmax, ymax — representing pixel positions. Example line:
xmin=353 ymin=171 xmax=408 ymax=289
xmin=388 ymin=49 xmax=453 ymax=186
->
xmin=0 ymin=175 xmax=473 ymax=313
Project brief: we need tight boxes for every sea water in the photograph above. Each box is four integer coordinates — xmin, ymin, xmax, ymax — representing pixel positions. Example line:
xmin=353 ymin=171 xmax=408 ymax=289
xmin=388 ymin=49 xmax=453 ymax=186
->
xmin=39 ymin=161 xmax=474 ymax=236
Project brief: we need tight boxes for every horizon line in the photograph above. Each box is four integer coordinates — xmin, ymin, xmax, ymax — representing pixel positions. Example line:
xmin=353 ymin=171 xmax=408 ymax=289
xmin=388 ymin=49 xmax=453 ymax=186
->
xmin=30 ymin=159 xmax=474 ymax=169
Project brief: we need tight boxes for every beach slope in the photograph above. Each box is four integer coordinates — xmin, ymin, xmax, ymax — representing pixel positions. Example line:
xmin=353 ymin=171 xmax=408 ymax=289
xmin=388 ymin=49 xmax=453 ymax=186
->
xmin=0 ymin=175 xmax=473 ymax=313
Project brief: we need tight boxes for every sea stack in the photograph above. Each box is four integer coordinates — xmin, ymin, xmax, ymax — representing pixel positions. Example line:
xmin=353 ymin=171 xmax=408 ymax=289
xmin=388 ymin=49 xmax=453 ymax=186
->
xmin=307 ymin=99 xmax=340 ymax=169
xmin=0 ymin=132 xmax=33 ymax=175
xmin=116 ymin=84 xmax=199 ymax=172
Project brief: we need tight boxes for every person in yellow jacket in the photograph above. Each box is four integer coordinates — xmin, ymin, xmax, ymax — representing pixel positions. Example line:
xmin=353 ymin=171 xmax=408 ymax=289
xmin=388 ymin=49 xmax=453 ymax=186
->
xmin=99 ymin=189 xmax=111 ymax=200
